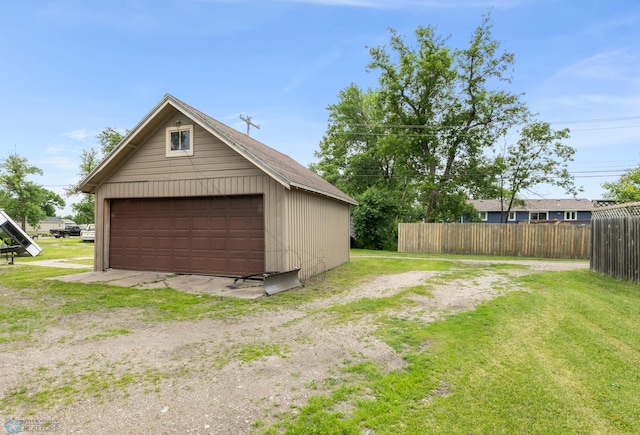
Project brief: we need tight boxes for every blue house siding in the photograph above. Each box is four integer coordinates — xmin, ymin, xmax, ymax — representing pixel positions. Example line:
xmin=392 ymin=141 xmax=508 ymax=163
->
xmin=462 ymin=209 xmax=591 ymax=224
xmin=465 ymin=199 xmax=593 ymax=224
xmin=577 ymin=211 xmax=591 ymax=220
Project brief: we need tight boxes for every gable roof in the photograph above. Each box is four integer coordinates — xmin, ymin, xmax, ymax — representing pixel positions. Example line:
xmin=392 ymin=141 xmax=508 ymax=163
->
xmin=78 ymin=94 xmax=357 ymax=205
xmin=469 ymin=198 xmax=593 ymax=212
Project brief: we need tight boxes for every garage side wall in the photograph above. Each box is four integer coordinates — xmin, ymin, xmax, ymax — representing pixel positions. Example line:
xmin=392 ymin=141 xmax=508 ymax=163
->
xmin=285 ymin=188 xmax=351 ymax=281
xmin=93 ymin=175 xmax=288 ymax=274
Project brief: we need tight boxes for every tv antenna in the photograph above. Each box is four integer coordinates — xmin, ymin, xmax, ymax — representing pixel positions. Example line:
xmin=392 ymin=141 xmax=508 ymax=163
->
xmin=239 ymin=114 xmax=260 ymax=136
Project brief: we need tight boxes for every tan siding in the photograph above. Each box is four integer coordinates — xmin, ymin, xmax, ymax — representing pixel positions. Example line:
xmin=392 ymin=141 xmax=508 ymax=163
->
xmin=264 ymin=181 xmax=288 ymax=274
xmin=285 ymin=188 xmax=351 ymax=281
xmin=109 ymin=108 xmax=263 ymax=183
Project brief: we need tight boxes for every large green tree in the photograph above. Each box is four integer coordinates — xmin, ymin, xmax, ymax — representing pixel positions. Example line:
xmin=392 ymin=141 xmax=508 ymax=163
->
xmin=368 ymin=15 xmax=528 ymax=222
xmin=315 ymin=15 xmax=529 ymax=223
xmin=312 ymin=86 xmax=421 ymax=218
xmin=0 ymin=153 xmax=65 ymax=230
xmin=311 ymin=86 xmax=424 ymax=248
xmin=602 ymin=165 xmax=640 ymax=203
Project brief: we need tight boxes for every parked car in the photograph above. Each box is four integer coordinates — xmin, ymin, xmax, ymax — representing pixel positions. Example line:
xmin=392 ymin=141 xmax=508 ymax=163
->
xmin=80 ymin=224 xmax=95 ymax=242
xmin=50 ymin=226 xmax=83 ymax=238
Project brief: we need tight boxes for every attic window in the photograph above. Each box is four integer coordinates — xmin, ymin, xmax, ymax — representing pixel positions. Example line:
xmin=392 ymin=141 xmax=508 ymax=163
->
xmin=166 ymin=125 xmax=194 ymax=157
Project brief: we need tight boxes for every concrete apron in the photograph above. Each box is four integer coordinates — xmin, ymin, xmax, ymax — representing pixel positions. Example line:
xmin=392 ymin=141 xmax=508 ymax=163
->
xmin=50 ymin=269 xmax=266 ymax=300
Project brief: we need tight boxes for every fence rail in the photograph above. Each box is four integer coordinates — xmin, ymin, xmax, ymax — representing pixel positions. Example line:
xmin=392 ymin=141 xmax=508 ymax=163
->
xmin=590 ymin=217 xmax=640 ymax=284
xmin=399 ymin=223 xmax=591 ymax=259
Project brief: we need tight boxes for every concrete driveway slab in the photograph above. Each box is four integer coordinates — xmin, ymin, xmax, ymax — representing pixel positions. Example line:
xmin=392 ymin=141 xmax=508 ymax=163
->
xmin=49 ymin=269 xmax=266 ymax=299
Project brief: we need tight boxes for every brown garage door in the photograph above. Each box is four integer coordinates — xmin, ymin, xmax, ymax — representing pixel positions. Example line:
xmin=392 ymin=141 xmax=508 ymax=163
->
xmin=109 ymin=195 xmax=264 ymax=276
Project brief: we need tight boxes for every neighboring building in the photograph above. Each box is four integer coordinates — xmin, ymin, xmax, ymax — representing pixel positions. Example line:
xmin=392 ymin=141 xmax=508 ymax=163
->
xmin=464 ymin=199 xmax=593 ymax=224
xmin=24 ymin=217 xmax=75 ymax=234
xmin=78 ymin=94 xmax=357 ymax=281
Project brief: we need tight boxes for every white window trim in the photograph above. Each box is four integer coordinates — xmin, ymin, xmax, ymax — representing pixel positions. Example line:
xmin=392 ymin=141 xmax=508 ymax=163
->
xmin=529 ymin=211 xmax=548 ymax=221
xmin=166 ymin=125 xmax=194 ymax=157
xmin=508 ymin=211 xmax=516 ymax=221
xmin=564 ymin=211 xmax=578 ymax=220
xmin=479 ymin=211 xmax=488 ymax=221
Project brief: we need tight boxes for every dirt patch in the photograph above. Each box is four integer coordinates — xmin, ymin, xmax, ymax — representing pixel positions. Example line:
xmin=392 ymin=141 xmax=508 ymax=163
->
xmin=0 ymin=259 xmax=588 ymax=434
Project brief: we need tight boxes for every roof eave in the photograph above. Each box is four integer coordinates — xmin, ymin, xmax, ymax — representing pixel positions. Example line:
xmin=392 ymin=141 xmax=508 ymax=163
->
xmin=290 ymin=182 xmax=358 ymax=205
xmin=78 ymin=96 xmax=176 ymax=193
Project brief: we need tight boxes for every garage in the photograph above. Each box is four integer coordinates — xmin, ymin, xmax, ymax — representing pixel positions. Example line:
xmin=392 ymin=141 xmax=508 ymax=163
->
xmin=109 ymin=195 xmax=264 ymax=276
xmin=80 ymin=94 xmax=357 ymax=280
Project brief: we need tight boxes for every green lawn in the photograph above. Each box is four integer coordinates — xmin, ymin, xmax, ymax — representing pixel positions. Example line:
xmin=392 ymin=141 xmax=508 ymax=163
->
xmin=264 ymin=265 xmax=640 ymax=435
xmin=2 ymin=242 xmax=639 ymax=434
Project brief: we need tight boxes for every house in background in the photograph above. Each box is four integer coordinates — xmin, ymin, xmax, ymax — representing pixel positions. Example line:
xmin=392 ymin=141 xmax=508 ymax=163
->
xmin=463 ymin=199 xmax=593 ymax=224
xmin=24 ymin=217 xmax=76 ymax=234
xmin=79 ymin=94 xmax=357 ymax=281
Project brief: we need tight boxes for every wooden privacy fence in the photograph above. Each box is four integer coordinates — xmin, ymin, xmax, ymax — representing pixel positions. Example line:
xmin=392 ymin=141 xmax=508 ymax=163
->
xmin=398 ymin=223 xmax=591 ymax=259
xmin=591 ymin=202 xmax=640 ymax=284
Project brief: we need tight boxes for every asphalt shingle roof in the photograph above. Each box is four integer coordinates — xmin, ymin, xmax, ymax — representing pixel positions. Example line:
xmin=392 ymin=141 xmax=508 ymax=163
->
xmin=469 ymin=198 xmax=593 ymax=212
xmin=176 ymin=97 xmax=356 ymax=205
xmin=79 ymin=94 xmax=356 ymax=205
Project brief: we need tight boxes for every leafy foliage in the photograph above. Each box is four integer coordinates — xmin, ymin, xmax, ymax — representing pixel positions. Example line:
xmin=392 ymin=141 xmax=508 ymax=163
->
xmin=97 ymin=127 xmax=128 ymax=156
xmin=314 ymin=14 xmax=578 ymax=233
xmin=352 ymin=188 xmax=400 ymax=250
xmin=367 ymin=15 xmax=529 ymax=222
xmin=67 ymin=128 xmax=127 ymax=223
xmin=0 ymin=153 xmax=65 ymax=229
xmin=492 ymin=122 xmax=578 ymax=222
xmin=602 ymin=165 xmax=640 ymax=203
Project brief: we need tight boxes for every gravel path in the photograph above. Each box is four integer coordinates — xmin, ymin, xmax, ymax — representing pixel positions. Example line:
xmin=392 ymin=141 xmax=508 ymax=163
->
xmin=0 ymin=258 xmax=588 ymax=434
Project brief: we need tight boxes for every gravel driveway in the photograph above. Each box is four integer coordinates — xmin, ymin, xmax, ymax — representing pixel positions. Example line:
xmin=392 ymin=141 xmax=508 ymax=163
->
xmin=0 ymin=258 xmax=588 ymax=434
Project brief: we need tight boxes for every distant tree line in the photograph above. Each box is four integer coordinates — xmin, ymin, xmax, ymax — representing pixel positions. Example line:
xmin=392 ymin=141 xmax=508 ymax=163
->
xmin=0 ymin=127 xmax=126 ymax=231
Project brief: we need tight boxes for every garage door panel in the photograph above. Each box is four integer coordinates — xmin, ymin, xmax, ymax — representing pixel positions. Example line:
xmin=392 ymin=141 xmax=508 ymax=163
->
xmin=110 ymin=196 xmax=264 ymax=276
xmin=192 ymin=217 xmax=210 ymax=230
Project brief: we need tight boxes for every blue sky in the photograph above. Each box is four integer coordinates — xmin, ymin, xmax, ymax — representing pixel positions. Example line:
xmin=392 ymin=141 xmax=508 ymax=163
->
xmin=2 ymin=0 xmax=639 ymax=215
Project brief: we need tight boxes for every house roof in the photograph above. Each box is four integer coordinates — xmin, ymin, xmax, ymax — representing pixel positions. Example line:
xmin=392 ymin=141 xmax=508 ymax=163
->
xmin=41 ymin=216 xmax=64 ymax=223
xmin=78 ymin=94 xmax=357 ymax=205
xmin=469 ymin=198 xmax=593 ymax=212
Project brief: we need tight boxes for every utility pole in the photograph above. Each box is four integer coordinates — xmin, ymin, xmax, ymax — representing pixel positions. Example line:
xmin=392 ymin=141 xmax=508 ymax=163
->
xmin=239 ymin=114 xmax=260 ymax=136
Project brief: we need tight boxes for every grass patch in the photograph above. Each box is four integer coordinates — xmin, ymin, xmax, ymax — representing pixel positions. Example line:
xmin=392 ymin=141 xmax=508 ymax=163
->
xmin=16 ymin=237 xmax=94 ymax=262
xmin=86 ymin=328 xmax=133 ymax=342
xmin=319 ymin=285 xmax=431 ymax=323
xmin=5 ymin=250 xmax=457 ymax=344
xmin=351 ymin=249 xmax=588 ymax=264
xmin=5 ymin=242 xmax=627 ymax=433
xmin=264 ymin=269 xmax=640 ymax=434
xmin=0 ymin=265 xmax=262 ymax=343
xmin=235 ymin=343 xmax=289 ymax=363
xmin=1 ymin=357 xmax=165 ymax=413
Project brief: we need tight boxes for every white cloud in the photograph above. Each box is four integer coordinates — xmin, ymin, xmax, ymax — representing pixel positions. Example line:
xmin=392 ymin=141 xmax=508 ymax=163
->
xmin=532 ymin=45 xmax=640 ymax=126
xmin=62 ymin=129 xmax=96 ymax=142
xmin=556 ymin=49 xmax=638 ymax=82
xmin=40 ymin=156 xmax=79 ymax=172
xmin=549 ymin=94 xmax=640 ymax=110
